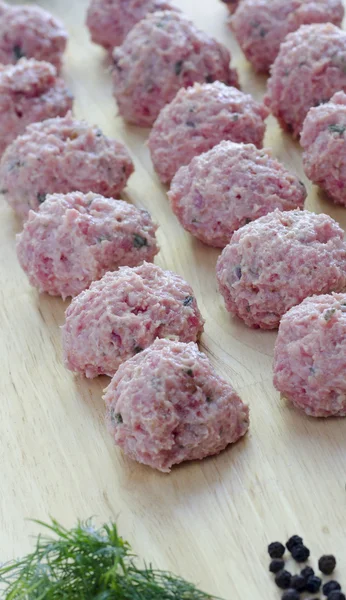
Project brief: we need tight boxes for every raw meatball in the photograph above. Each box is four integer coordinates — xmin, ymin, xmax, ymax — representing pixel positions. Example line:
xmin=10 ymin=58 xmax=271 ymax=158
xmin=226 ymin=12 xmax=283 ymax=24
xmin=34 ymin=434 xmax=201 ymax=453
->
xmin=273 ymin=293 xmax=346 ymax=417
xmin=112 ymin=10 xmax=239 ymax=127
xmin=0 ymin=2 xmax=67 ymax=71
xmin=0 ymin=59 xmax=73 ymax=156
xmin=221 ymin=0 xmax=242 ymax=13
xmin=104 ymin=338 xmax=249 ymax=472
xmin=0 ymin=113 xmax=134 ymax=219
xmin=62 ymin=262 xmax=205 ymax=378
xmin=216 ymin=209 xmax=346 ymax=329
xmin=86 ymin=0 xmax=178 ymax=51
xmin=301 ymin=91 xmax=346 ymax=205
xmin=148 ymin=82 xmax=268 ymax=184
xmin=232 ymin=0 xmax=344 ymax=73
xmin=168 ymin=141 xmax=306 ymax=248
xmin=16 ymin=192 xmax=159 ymax=299
xmin=265 ymin=23 xmax=346 ymax=137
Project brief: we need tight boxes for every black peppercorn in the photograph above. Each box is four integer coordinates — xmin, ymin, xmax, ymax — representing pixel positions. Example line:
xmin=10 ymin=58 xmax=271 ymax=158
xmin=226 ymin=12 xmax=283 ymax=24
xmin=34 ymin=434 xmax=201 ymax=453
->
xmin=286 ymin=535 xmax=303 ymax=552
xmin=291 ymin=544 xmax=310 ymax=562
xmin=323 ymin=582 xmax=341 ymax=595
xmin=305 ymin=576 xmax=321 ymax=593
xmin=268 ymin=542 xmax=286 ymax=558
xmin=270 ymin=559 xmax=285 ymax=573
xmin=319 ymin=555 xmax=337 ymax=575
xmin=290 ymin=574 xmax=306 ymax=591
xmin=275 ymin=570 xmax=292 ymax=589
xmin=301 ymin=566 xmax=314 ymax=579
xmin=282 ymin=589 xmax=300 ymax=600
xmin=328 ymin=592 xmax=346 ymax=600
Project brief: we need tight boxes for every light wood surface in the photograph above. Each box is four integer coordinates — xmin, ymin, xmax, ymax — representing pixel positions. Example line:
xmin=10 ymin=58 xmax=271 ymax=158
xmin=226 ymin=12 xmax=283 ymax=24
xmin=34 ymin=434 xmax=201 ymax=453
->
xmin=1 ymin=1 xmax=346 ymax=597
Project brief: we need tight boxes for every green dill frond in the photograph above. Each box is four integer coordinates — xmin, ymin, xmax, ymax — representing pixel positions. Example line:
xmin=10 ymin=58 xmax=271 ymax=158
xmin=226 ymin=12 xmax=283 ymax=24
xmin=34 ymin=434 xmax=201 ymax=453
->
xmin=0 ymin=518 xmax=219 ymax=600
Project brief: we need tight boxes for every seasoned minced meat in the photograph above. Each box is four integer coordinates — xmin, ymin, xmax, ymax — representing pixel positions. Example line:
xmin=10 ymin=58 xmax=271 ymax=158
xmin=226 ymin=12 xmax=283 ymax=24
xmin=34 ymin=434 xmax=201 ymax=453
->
xmin=17 ymin=192 xmax=159 ymax=299
xmin=216 ymin=209 xmax=346 ymax=329
xmin=112 ymin=10 xmax=239 ymax=126
xmin=62 ymin=262 xmax=205 ymax=378
xmin=104 ymin=338 xmax=249 ymax=472
xmin=0 ymin=112 xmax=134 ymax=218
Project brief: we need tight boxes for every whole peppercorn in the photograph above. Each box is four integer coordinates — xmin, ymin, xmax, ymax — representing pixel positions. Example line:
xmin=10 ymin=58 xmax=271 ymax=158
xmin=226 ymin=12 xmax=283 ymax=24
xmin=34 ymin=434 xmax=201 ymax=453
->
xmin=275 ymin=570 xmax=292 ymax=590
xmin=323 ymin=582 xmax=341 ymax=595
xmin=291 ymin=574 xmax=306 ymax=591
xmin=319 ymin=555 xmax=337 ymax=575
xmin=305 ymin=576 xmax=322 ymax=593
xmin=286 ymin=535 xmax=303 ymax=552
xmin=301 ymin=566 xmax=314 ymax=579
xmin=328 ymin=592 xmax=346 ymax=600
xmin=291 ymin=544 xmax=310 ymax=562
xmin=282 ymin=589 xmax=300 ymax=600
xmin=270 ymin=559 xmax=285 ymax=573
xmin=268 ymin=542 xmax=286 ymax=559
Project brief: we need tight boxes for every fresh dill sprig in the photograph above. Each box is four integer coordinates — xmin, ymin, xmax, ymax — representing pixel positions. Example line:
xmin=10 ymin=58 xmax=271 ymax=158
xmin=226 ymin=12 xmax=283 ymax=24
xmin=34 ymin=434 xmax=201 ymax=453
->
xmin=0 ymin=518 xmax=220 ymax=600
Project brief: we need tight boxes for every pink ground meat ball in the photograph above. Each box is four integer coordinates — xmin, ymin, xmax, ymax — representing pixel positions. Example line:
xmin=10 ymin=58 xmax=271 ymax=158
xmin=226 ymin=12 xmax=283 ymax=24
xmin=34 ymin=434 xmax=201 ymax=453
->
xmin=216 ymin=209 xmax=346 ymax=329
xmin=168 ymin=141 xmax=306 ymax=248
xmin=112 ymin=10 xmax=239 ymax=127
xmin=16 ymin=192 xmax=159 ymax=300
xmin=104 ymin=338 xmax=249 ymax=472
xmin=265 ymin=23 xmax=346 ymax=137
xmin=301 ymin=91 xmax=346 ymax=205
xmin=148 ymin=82 xmax=268 ymax=184
xmin=86 ymin=0 xmax=178 ymax=51
xmin=232 ymin=0 xmax=344 ymax=73
xmin=0 ymin=59 xmax=73 ymax=157
xmin=62 ymin=262 xmax=205 ymax=378
xmin=273 ymin=293 xmax=346 ymax=417
xmin=0 ymin=112 xmax=134 ymax=219
xmin=0 ymin=2 xmax=67 ymax=71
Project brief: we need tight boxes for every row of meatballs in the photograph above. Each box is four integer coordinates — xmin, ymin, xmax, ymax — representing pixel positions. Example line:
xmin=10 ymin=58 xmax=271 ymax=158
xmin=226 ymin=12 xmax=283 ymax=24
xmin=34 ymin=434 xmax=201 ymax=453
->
xmin=0 ymin=1 xmax=251 ymax=472
xmin=2 ymin=0 xmax=346 ymax=472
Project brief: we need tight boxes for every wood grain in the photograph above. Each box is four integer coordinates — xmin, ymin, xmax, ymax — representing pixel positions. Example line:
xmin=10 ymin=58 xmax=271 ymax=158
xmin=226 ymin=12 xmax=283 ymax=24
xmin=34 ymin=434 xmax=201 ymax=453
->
xmin=1 ymin=1 xmax=346 ymax=598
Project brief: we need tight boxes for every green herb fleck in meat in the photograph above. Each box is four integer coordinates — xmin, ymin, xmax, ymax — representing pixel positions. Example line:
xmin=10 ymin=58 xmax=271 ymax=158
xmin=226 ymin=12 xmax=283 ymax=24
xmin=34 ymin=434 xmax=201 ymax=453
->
xmin=174 ymin=60 xmax=184 ymax=76
xmin=37 ymin=192 xmax=47 ymax=204
xmin=115 ymin=412 xmax=123 ymax=423
xmin=235 ymin=266 xmax=242 ymax=280
xmin=185 ymin=368 xmax=194 ymax=377
xmin=134 ymin=346 xmax=143 ymax=354
xmin=324 ymin=307 xmax=336 ymax=321
xmin=183 ymin=295 xmax=194 ymax=306
xmin=232 ymin=114 xmax=239 ymax=122
xmin=133 ymin=234 xmax=148 ymax=248
xmin=13 ymin=45 xmax=25 ymax=60
xmin=329 ymin=124 xmax=346 ymax=135
xmin=0 ymin=518 xmax=219 ymax=599
xmin=206 ymin=396 xmax=213 ymax=403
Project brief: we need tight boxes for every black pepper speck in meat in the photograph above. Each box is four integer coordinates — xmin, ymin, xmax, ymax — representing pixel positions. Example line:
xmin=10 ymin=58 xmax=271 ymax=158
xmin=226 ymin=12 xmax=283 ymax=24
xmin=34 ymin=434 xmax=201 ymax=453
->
xmin=270 ymin=559 xmax=285 ymax=573
xmin=319 ymin=555 xmax=337 ymax=575
xmin=286 ymin=535 xmax=303 ymax=551
xmin=268 ymin=542 xmax=286 ymax=558
xmin=291 ymin=574 xmax=306 ymax=591
xmin=275 ymin=570 xmax=292 ymax=589
xmin=291 ymin=544 xmax=310 ymax=562
xmin=305 ymin=576 xmax=321 ymax=593
xmin=328 ymin=592 xmax=346 ymax=600
xmin=323 ymin=581 xmax=341 ymax=595
xmin=282 ymin=590 xmax=300 ymax=600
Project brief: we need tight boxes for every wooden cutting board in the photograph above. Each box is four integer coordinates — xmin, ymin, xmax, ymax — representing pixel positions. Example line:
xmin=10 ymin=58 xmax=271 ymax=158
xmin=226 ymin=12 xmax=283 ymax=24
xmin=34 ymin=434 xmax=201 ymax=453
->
xmin=1 ymin=1 xmax=346 ymax=598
